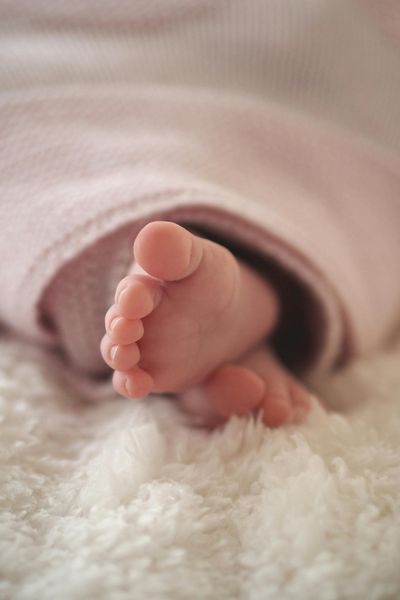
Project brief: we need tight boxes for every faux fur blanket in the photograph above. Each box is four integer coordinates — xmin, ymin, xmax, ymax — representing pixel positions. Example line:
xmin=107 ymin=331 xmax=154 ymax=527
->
xmin=1 ymin=337 xmax=399 ymax=600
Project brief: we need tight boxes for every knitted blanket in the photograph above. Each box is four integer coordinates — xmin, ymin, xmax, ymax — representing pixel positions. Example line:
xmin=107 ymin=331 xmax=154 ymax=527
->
xmin=0 ymin=337 xmax=399 ymax=600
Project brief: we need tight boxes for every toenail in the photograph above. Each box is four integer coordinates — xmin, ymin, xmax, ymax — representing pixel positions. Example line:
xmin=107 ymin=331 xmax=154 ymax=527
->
xmin=122 ymin=377 xmax=132 ymax=396
xmin=110 ymin=345 xmax=119 ymax=361
xmin=115 ymin=283 xmax=128 ymax=304
xmin=110 ymin=316 xmax=123 ymax=331
xmin=122 ymin=375 xmax=130 ymax=395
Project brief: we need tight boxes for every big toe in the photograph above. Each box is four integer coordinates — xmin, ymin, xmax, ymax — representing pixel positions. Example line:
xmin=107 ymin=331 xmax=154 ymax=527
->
xmin=133 ymin=221 xmax=203 ymax=281
xmin=205 ymin=365 xmax=266 ymax=418
xmin=179 ymin=364 xmax=265 ymax=428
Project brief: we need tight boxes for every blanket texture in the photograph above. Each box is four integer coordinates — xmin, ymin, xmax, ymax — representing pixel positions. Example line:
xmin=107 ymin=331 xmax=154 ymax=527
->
xmin=0 ymin=337 xmax=399 ymax=600
xmin=2 ymin=0 xmax=400 ymax=380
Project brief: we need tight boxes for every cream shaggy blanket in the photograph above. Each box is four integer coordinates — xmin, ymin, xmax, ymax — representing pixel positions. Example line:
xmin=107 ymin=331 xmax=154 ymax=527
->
xmin=0 ymin=337 xmax=399 ymax=600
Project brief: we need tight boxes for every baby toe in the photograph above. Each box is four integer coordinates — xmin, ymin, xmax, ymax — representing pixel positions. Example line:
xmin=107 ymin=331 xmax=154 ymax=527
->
xmin=105 ymin=305 xmax=144 ymax=344
xmin=113 ymin=367 xmax=154 ymax=399
xmin=101 ymin=334 xmax=140 ymax=371
xmin=261 ymin=390 xmax=292 ymax=428
xmin=115 ymin=275 xmax=162 ymax=320
xmin=133 ymin=221 xmax=202 ymax=282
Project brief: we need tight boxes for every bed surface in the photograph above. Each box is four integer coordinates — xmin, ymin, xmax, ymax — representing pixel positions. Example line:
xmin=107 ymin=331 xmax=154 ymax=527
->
xmin=0 ymin=337 xmax=399 ymax=600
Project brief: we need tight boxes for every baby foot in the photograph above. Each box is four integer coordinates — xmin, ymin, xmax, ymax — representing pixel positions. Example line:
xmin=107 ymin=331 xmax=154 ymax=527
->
xmin=101 ymin=221 xmax=279 ymax=398
xmin=203 ymin=345 xmax=313 ymax=427
xmin=212 ymin=344 xmax=311 ymax=427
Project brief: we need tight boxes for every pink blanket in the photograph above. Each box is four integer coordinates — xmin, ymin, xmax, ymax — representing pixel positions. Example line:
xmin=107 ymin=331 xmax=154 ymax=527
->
xmin=1 ymin=0 xmax=400 ymax=383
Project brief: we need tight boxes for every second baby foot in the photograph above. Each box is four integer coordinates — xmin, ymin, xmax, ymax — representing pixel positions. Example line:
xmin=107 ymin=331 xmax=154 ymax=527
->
xmin=205 ymin=345 xmax=313 ymax=427
xmin=181 ymin=345 xmax=313 ymax=428
xmin=101 ymin=221 xmax=280 ymax=398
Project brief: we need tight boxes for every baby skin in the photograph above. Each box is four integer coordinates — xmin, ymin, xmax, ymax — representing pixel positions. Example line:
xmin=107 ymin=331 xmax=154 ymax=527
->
xmin=101 ymin=221 xmax=311 ymax=427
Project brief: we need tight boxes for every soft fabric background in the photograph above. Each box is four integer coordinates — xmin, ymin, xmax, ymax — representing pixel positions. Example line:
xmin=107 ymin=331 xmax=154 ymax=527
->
xmin=0 ymin=336 xmax=399 ymax=600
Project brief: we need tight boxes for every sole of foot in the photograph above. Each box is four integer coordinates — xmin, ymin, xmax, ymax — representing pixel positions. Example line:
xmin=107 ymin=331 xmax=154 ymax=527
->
xmin=101 ymin=221 xmax=279 ymax=401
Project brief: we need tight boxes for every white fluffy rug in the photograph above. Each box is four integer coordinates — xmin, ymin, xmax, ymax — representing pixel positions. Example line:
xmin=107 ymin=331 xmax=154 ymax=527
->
xmin=1 ymin=337 xmax=400 ymax=600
